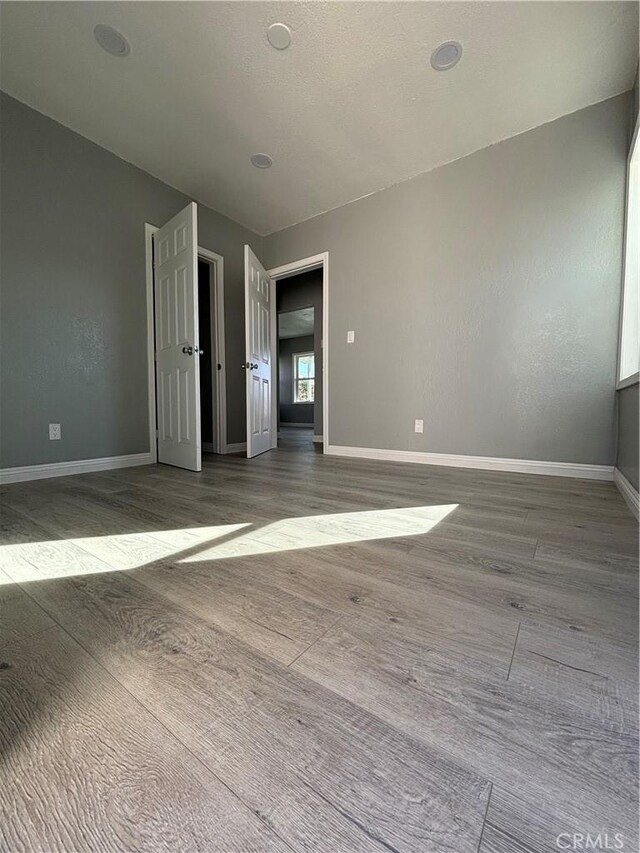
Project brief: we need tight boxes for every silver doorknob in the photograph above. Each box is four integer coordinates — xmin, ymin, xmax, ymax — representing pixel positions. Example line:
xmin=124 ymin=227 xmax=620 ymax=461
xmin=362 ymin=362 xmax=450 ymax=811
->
xmin=250 ymin=363 xmax=258 ymax=370
xmin=182 ymin=346 xmax=194 ymax=356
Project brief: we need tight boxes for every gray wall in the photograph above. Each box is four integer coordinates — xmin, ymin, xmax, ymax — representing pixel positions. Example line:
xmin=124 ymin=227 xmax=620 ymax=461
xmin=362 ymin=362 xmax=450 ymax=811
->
xmin=0 ymin=93 xmax=261 ymax=467
xmin=265 ymin=94 xmax=631 ymax=465
xmin=616 ymin=384 xmax=639 ymax=490
xmin=276 ymin=271 xmax=323 ymax=436
xmin=278 ymin=335 xmax=314 ymax=426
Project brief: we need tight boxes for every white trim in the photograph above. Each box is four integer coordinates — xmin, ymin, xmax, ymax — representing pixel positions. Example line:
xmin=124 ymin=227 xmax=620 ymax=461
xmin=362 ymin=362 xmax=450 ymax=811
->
xmin=223 ymin=442 xmax=247 ymax=454
xmin=145 ymin=223 xmax=228 ymax=465
xmin=325 ymin=444 xmax=614 ymax=481
xmin=616 ymin=111 xmax=640 ymax=385
xmin=616 ymin=371 xmax=639 ymax=391
xmin=614 ymin=468 xmax=639 ymax=519
xmin=268 ymin=252 xmax=329 ymax=454
xmin=0 ymin=453 xmax=154 ymax=485
xmin=198 ymin=247 xmax=227 ymax=454
xmin=144 ymin=223 xmax=159 ymax=463
xmin=313 ymin=434 xmax=324 ymax=444
xmin=268 ymin=253 xmax=326 ymax=280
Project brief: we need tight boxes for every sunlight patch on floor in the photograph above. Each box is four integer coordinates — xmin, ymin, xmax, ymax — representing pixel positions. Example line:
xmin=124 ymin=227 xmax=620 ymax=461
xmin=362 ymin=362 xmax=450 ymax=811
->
xmin=180 ymin=504 xmax=459 ymax=563
xmin=0 ymin=505 xmax=458 ymax=584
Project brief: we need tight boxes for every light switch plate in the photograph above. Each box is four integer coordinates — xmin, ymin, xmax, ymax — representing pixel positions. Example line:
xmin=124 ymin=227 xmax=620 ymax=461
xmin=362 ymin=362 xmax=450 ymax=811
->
xmin=414 ymin=419 xmax=424 ymax=434
xmin=347 ymin=330 xmax=355 ymax=344
xmin=49 ymin=423 xmax=61 ymax=440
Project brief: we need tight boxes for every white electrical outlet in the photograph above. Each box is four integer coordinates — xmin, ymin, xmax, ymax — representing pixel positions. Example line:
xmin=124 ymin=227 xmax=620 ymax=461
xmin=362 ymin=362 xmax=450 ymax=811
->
xmin=414 ymin=419 xmax=424 ymax=434
xmin=49 ymin=423 xmax=61 ymax=441
xmin=347 ymin=330 xmax=355 ymax=344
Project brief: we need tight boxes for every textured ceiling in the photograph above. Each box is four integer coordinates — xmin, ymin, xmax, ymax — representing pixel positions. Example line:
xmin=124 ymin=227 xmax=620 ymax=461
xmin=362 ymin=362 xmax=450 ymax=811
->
xmin=279 ymin=307 xmax=315 ymax=339
xmin=1 ymin=2 xmax=638 ymax=235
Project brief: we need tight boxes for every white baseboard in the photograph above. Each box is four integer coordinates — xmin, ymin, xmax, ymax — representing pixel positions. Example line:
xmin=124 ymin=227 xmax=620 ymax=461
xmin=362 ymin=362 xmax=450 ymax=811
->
xmin=325 ymin=445 xmax=614 ymax=481
xmin=223 ymin=442 xmax=247 ymax=455
xmin=313 ymin=435 xmax=324 ymax=444
xmin=614 ymin=468 xmax=639 ymax=519
xmin=0 ymin=452 xmax=155 ymax=485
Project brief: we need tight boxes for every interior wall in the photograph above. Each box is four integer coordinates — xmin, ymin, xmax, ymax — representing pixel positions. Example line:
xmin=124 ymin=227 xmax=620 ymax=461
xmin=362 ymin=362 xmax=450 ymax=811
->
xmin=278 ymin=335 xmax=314 ymax=426
xmin=0 ymin=93 xmax=262 ymax=468
xmin=276 ymin=271 xmax=323 ymax=437
xmin=265 ymin=94 xmax=632 ymax=465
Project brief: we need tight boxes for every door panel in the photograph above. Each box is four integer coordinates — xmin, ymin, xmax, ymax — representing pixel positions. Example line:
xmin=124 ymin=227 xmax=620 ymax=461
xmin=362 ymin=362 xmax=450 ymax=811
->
xmin=244 ymin=245 xmax=273 ymax=458
xmin=154 ymin=203 xmax=201 ymax=471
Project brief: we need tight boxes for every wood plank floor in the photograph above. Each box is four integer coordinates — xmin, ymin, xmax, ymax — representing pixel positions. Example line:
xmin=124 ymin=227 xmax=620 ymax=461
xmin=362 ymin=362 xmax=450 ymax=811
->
xmin=1 ymin=432 xmax=637 ymax=852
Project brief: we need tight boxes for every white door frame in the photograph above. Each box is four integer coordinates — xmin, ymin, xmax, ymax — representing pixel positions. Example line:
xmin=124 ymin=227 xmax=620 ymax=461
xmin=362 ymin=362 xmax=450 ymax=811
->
xmin=267 ymin=252 xmax=329 ymax=452
xmin=145 ymin=223 xmax=227 ymax=462
xmin=615 ymin=111 xmax=640 ymax=390
xmin=198 ymin=247 xmax=227 ymax=454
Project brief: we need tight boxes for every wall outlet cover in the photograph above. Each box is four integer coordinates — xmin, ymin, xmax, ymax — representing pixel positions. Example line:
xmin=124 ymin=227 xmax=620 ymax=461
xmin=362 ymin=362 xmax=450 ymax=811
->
xmin=347 ymin=330 xmax=355 ymax=344
xmin=49 ymin=423 xmax=62 ymax=440
xmin=414 ymin=419 xmax=424 ymax=434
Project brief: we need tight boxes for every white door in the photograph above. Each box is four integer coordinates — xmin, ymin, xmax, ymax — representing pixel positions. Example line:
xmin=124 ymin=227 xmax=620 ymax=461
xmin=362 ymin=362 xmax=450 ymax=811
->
xmin=244 ymin=245 xmax=273 ymax=458
xmin=154 ymin=202 xmax=202 ymax=471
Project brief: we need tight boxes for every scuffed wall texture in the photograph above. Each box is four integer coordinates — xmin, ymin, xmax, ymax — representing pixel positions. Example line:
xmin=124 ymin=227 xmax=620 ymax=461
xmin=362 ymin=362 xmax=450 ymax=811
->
xmin=0 ymin=93 xmax=261 ymax=467
xmin=265 ymin=94 xmax=631 ymax=464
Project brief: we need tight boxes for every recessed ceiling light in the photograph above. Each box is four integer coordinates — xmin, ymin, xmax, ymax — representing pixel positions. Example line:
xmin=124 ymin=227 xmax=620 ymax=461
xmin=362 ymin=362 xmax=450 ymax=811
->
xmin=430 ymin=41 xmax=462 ymax=71
xmin=267 ymin=22 xmax=292 ymax=50
xmin=94 ymin=24 xmax=130 ymax=57
xmin=251 ymin=153 xmax=273 ymax=169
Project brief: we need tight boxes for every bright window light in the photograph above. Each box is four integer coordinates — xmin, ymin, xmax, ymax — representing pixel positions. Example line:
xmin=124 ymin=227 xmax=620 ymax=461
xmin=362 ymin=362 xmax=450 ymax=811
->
xmin=293 ymin=352 xmax=315 ymax=402
xmin=618 ymin=117 xmax=640 ymax=385
xmin=181 ymin=504 xmax=459 ymax=563
xmin=0 ymin=505 xmax=458 ymax=584
xmin=0 ymin=523 xmax=251 ymax=583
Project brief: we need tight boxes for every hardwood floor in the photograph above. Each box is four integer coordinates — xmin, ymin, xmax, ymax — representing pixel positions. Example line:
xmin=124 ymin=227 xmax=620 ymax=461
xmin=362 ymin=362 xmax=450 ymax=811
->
xmin=0 ymin=437 xmax=637 ymax=852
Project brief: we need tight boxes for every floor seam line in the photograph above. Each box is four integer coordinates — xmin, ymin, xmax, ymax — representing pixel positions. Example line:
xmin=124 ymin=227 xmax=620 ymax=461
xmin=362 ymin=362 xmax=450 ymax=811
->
xmin=506 ymin=622 xmax=521 ymax=681
xmin=476 ymin=781 xmax=493 ymax=852
xmin=288 ymin=613 xmax=345 ymax=667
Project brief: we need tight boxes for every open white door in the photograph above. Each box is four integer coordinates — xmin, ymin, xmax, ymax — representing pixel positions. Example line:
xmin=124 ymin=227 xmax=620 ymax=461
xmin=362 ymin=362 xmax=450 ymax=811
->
xmin=244 ymin=245 xmax=273 ymax=458
xmin=154 ymin=202 xmax=202 ymax=471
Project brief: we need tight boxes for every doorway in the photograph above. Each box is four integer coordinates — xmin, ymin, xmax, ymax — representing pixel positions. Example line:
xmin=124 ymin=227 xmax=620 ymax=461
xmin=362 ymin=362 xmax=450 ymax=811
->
xmin=276 ymin=271 xmax=323 ymax=453
xmin=242 ymin=247 xmax=329 ymax=459
xmin=197 ymin=255 xmax=227 ymax=455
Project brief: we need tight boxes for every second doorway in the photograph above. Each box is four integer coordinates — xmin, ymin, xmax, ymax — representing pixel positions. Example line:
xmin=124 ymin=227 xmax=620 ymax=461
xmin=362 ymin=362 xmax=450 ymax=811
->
xmin=276 ymin=269 xmax=323 ymax=453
